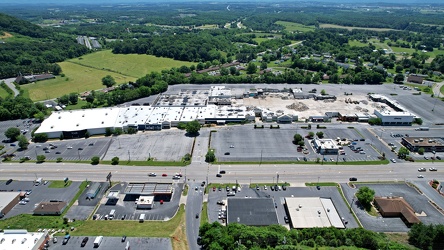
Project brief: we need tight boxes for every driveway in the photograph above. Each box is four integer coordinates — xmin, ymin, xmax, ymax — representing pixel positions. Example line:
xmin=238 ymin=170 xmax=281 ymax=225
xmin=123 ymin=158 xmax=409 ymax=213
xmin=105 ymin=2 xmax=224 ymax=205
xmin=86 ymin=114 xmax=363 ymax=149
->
xmin=2 ymin=77 xmax=19 ymax=97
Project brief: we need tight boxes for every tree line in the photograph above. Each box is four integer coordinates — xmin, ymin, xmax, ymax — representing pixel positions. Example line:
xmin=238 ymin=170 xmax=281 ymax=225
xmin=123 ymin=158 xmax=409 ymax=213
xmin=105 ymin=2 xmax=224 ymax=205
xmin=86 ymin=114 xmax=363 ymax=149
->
xmin=199 ymin=222 xmax=409 ymax=250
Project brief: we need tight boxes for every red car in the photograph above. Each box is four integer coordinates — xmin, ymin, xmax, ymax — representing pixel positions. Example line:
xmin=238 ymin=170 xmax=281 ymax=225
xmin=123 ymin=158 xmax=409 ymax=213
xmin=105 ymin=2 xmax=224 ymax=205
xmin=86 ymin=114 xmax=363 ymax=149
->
xmin=162 ymin=173 xmax=168 ymax=177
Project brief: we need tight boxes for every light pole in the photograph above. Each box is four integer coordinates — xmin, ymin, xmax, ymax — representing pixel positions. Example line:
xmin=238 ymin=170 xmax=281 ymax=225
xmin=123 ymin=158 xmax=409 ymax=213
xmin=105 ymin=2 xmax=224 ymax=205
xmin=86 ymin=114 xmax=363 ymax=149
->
xmin=128 ymin=150 xmax=131 ymax=162
xmin=276 ymin=172 xmax=279 ymax=184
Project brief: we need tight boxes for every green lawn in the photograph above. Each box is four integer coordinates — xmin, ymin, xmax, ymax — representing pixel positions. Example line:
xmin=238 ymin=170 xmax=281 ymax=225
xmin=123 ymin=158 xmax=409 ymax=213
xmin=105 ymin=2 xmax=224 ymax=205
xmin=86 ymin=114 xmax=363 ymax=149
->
xmin=253 ymin=37 xmax=270 ymax=44
xmin=200 ymin=202 xmax=208 ymax=227
xmin=276 ymin=21 xmax=315 ymax=32
xmin=441 ymin=85 xmax=444 ymax=95
xmin=48 ymin=180 xmax=72 ymax=188
xmin=70 ymin=50 xmax=195 ymax=78
xmin=0 ymin=86 xmax=10 ymax=99
xmin=72 ymin=205 xmax=184 ymax=237
xmin=348 ymin=40 xmax=368 ymax=47
xmin=21 ymin=61 xmax=137 ymax=101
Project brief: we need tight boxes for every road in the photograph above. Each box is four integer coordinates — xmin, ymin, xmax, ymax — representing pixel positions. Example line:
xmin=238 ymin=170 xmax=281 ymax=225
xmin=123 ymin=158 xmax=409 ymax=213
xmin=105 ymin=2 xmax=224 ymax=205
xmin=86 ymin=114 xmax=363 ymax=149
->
xmin=186 ymin=181 xmax=204 ymax=250
xmin=1 ymin=77 xmax=20 ymax=96
xmin=2 ymin=162 xmax=443 ymax=184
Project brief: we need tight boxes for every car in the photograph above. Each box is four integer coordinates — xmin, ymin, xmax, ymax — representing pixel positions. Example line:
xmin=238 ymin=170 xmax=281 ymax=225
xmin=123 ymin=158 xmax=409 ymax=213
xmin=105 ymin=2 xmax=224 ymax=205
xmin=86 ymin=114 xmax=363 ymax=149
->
xmin=121 ymin=236 xmax=127 ymax=242
xmin=417 ymin=175 xmax=424 ymax=178
xmin=55 ymin=151 xmax=61 ymax=154
xmin=26 ymin=190 xmax=32 ymax=195
xmin=195 ymin=213 xmax=199 ymax=218
xmin=229 ymin=145 xmax=234 ymax=148
xmin=360 ymin=139 xmax=365 ymax=141
xmin=19 ymin=200 xmax=27 ymax=205
xmin=45 ymin=150 xmax=51 ymax=153
xmin=43 ymin=180 xmax=49 ymax=185
xmin=78 ymin=147 xmax=83 ymax=150
xmin=264 ymin=185 xmax=267 ymax=190
xmin=275 ymin=185 xmax=279 ymax=191
xmin=53 ymin=237 xmax=58 ymax=244
xmin=429 ymin=167 xmax=437 ymax=171
xmin=436 ymin=156 xmax=441 ymax=160
xmin=270 ymin=185 xmax=275 ymax=191
xmin=148 ymin=173 xmax=157 ymax=177
xmin=80 ymin=237 xmax=88 ymax=247
xmin=227 ymin=191 xmax=235 ymax=196
xmin=10 ymin=143 xmax=16 ymax=146
xmin=391 ymin=159 xmax=396 ymax=163
xmin=212 ymin=187 xmax=216 ymax=191
xmin=43 ymin=147 xmax=49 ymax=150
xmin=162 ymin=173 xmax=167 ymax=177
xmin=282 ymin=185 xmax=287 ymax=191
xmin=359 ymin=151 xmax=366 ymax=154
xmin=195 ymin=186 xmax=198 ymax=191
xmin=284 ymin=216 xmax=289 ymax=223
xmin=424 ymin=156 xmax=429 ymax=160
xmin=62 ymin=236 xmax=70 ymax=245
xmin=219 ymin=170 xmax=226 ymax=174
xmin=418 ymin=168 xmax=426 ymax=172
xmin=349 ymin=177 xmax=357 ymax=181
xmin=274 ymin=202 xmax=278 ymax=208
xmin=256 ymin=185 xmax=260 ymax=190
xmin=226 ymin=186 xmax=230 ymax=192
xmin=6 ymin=179 xmax=13 ymax=185
xmin=175 ymin=173 xmax=183 ymax=177
xmin=23 ymin=197 xmax=30 ymax=202
xmin=217 ymin=200 xmax=225 ymax=205
xmin=67 ymin=146 xmax=73 ymax=149
xmin=224 ymin=152 xmax=230 ymax=155
xmin=218 ymin=187 xmax=222 ymax=191
xmin=172 ymin=175 xmax=181 ymax=180
xmin=121 ymin=215 xmax=126 ymax=220
xmin=303 ymin=157 xmax=307 ymax=161
xmin=88 ymin=143 xmax=94 ymax=146
xmin=216 ymin=174 xmax=222 ymax=178
xmin=201 ymin=181 xmax=205 ymax=187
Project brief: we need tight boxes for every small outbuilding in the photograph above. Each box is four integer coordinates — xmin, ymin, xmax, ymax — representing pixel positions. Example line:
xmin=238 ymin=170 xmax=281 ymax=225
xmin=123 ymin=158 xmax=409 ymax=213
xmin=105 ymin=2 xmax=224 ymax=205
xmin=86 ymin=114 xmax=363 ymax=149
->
xmin=373 ymin=196 xmax=420 ymax=227
xmin=33 ymin=201 xmax=67 ymax=215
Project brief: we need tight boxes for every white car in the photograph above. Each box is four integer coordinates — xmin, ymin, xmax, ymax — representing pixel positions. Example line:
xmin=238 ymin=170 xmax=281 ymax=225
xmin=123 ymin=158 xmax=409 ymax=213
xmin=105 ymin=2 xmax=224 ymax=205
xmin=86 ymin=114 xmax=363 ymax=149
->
xmin=67 ymin=146 xmax=73 ymax=149
xmin=391 ymin=159 xmax=396 ymax=163
xmin=19 ymin=200 xmax=27 ymax=205
xmin=148 ymin=173 xmax=157 ymax=177
xmin=230 ymin=145 xmax=234 ymax=148
xmin=417 ymin=175 xmax=424 ymax=178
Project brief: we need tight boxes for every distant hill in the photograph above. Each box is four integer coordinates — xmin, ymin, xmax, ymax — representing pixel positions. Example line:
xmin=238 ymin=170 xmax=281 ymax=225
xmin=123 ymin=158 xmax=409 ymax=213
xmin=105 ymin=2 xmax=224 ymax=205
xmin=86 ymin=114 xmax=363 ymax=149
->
xmin=0 ymin=12 xmax=88 ymax=79
xmin=0 ymin=13 xmax=47 ymax=38
xmin=0 ymin=0 xmax=443 ymax=4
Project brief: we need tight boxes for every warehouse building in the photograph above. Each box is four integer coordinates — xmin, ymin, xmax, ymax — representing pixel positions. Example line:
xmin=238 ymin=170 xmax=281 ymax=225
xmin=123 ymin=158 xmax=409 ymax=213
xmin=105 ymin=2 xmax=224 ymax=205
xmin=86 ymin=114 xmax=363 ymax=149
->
xmin=374 ymin=110 xmax=415 ymax=126
xmin=124 ymin=182 xmax=173 ymax=202
xmin=227 ymin=198 xmax=278 ymax=226
xmin=401 ymin=137 xmax=444 ymax=153
xmin=0 ymin=192 xmax=20 ymax=218
xmin=285 ymin=197 xmax=345 ymax=229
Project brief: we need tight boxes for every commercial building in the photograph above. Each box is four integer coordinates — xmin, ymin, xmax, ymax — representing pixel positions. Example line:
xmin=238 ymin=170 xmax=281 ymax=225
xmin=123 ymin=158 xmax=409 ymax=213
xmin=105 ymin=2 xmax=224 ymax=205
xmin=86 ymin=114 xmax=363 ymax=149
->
xmin=401 ymin=137 xmax=444 ymax=153
xmin=86 ymin=182 xmax=102 ymax=199
xmin=373 ymin=197 xmax=420 ymax=227
xmin=0 ymin=192 xmax=20 ymax=218
xmin=227 ymin=198 xmax=278 ymax=226
xmin=33 ymin=201 xmax=67 ymax=215
xmin=0 ymin=229 xmax=48 ymax=250
xmin=312 ymin=139 xmax=339 ymax=155
xmin=374 ymin=110 xmax=414 ymax=126
xmin=285 ymin=197 xmax=345 ymax=229
xmin=136 ymin=196 xmax=155 ymax=209
xmin=124 ymin=182 xmax=173 ymax=202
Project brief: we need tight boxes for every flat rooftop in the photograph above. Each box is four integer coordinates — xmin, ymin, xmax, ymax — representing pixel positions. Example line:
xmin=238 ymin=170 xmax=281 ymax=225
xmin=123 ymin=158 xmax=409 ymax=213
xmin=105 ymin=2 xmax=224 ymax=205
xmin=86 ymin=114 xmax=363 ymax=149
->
xmin=227 ymin=198 xmax=278 ymax=226
xmin=0 ymin=192 xmax=20 ymax=210
xmin=0 ymin=230 xmax=46 ymax=250
xmin=285 ymin=197 xmax=344 ymax=229
xmin=124 ymin=183 xmax=173 ymax=195
xmin=402 ymin=137 xmax=444 ymax=147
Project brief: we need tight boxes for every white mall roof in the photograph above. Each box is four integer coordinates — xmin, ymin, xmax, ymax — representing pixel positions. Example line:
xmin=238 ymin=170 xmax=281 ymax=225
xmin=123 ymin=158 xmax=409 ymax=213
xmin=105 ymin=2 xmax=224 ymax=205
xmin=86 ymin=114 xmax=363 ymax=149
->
xmin=0 ymin=192 xmax=20 ymax=212
xmin=0 ymin=230 xmax=46 ymax=250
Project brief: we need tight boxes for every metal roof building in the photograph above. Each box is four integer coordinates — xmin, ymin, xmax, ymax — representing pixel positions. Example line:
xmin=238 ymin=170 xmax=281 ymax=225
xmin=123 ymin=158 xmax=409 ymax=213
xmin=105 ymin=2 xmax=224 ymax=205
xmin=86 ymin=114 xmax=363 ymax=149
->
xmin=285 ymin=197 xmax=344 ymax=229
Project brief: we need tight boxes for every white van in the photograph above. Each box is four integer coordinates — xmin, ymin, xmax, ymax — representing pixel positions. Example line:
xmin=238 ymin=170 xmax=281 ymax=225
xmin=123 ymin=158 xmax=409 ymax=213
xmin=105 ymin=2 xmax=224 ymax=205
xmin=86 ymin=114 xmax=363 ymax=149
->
xmin=139 ymin=214 xmax=146 ymax=222
xmin=109 ymin=209 xmax=115 ymax=219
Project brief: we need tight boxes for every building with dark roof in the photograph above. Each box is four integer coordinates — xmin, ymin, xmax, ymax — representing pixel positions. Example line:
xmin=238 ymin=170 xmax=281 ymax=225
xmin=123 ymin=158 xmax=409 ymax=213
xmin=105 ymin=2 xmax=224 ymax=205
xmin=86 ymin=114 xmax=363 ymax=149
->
xmin=373 ymin=197 xmax=420 ymax=227
xmin=406 ymin=75 xmax=424 ymax=84
xmin=226 ymin=198 xmax=278 ymax=226
xmin=33 ymin=201 xmax=67 ymax=215
xmin=401 ymin=137 xmax=444 ymax=153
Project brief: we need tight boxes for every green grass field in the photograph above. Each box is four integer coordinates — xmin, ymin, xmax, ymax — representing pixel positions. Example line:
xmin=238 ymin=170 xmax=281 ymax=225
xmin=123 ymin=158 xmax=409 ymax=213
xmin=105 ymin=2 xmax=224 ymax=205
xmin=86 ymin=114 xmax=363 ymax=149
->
xmin=253 ymin=37 xmax=269 ymax=44
xmin=70 ymin=50 xmax=195 ymax=78
xmin=276 ymin=21 xmax=315 ymax=32
xmin=21 ymin=61 xmax=137 ymax=101
xmin=0 ymin=86 xmax=11 ymax=99
xmin=48 ymin=180 xmax=72 ymax=188
xmin=320 ymin=23 xmax=396 ymax=32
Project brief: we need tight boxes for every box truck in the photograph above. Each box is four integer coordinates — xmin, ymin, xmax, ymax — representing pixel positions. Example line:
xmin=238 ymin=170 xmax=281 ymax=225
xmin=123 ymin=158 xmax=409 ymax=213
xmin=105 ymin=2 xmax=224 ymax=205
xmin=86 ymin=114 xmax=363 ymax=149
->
xmin=93 ymin=236 xmax=103 ymax=248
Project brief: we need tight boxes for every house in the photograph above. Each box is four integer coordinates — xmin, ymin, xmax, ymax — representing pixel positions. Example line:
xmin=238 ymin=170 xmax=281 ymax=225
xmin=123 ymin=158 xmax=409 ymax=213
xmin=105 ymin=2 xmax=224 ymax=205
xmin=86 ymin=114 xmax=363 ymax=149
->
xmin=406 ymin=75 xmax=424 ymax=84
xmin=373 ymin=197 xmax=420 ymax=227
xmin=33 ymin=201 xmax=67 ymax=215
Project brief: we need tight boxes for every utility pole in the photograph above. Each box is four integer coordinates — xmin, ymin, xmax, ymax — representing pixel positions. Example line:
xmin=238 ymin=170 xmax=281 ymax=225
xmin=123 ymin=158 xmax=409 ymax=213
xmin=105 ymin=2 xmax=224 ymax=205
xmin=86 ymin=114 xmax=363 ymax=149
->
xmin=128 ymin=150 xmax=130 ymax=162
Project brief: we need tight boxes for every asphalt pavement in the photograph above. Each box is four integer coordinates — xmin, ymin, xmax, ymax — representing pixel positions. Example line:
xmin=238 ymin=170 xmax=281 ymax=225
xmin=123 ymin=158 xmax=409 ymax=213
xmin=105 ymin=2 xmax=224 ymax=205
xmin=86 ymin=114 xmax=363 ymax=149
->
xmin=186 ymin=181 xmax=205 ymax=250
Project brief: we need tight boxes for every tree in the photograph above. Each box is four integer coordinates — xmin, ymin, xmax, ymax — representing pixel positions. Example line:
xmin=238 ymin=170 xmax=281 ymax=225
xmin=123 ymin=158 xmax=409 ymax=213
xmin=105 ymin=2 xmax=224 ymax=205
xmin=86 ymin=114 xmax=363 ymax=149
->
xmin=293 ymin=133 xmax=303 ymax=144
xmin=316 ymin=131 xmax=324 ymax=138
xmin=183 ymin=153 xmax=191 ymax=162
xmin=91 ymin=156 xmax=100 ymax=165
xmin=246 ymin=62 xmax=257 ymax=74
xmin=398 ymin=147 xmax=410 ymax=159
xmin=56 ymin=157 xmax=63 ymax=162
xmin=418 ymin=147 xmax=425 ymax=155
xmin=185 ymin=120 xmax=201 ymax=135
xmin=102 ymin=75 xmax=116 ymax=88
xmin=394 ymin=73 xmax=404 ymax=83
xmin=308 ymin=132 xmax=315 ymax=139
xmin=320 ymin=89 xmax=327 ymax=95
xmin=5 ymin=127 xmax=21 ymax=141
xmin=36 ymin=155 xmax=46 ymax=163
xmin=68 ymin=93 xmax=78 ymax=105
xmin=413 ymin=118 xmax=423 ymax=125
xmin=356 ymin=186 xmax=375 ymax=209
xmin=260 ymin=61 xmax=268 ymax=70
xmin=205 ymin=150 xmax=216 ymax=163
xmin=33 ymin=133 xmax=48 ymax=142
xmin=17 ymin=135 xmax=29 ymax=149
xmin=111 ymin=156 xmax=119 ymax=165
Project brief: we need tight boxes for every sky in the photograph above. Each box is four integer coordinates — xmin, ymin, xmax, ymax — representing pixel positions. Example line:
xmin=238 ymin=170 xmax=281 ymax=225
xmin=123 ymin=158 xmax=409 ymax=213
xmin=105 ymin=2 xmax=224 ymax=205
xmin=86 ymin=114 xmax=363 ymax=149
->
xmin=2 ymin=0 xmax=443 ymax=4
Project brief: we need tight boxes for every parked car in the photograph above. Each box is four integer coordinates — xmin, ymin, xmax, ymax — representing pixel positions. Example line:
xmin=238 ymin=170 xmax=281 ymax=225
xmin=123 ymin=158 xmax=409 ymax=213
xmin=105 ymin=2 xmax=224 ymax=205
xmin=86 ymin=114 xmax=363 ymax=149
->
xmin=284 ymin=216 xmax=289 ymax=223
xmin=224 ymin=152 xmax=230 ymax=155
xmin=6 ymin=179 xmax=13 ymax=185
xmin=391 ymin=159 xmax=396 ymax=163
xmin=121 ymin=236 xmax=127 ymax=242
xmin=216 ymin=174 xmax=222 ymax=178
xmin=53 ymin=237 xmax=58 ymax=244
xmin=80 ymin=237 xmax=88 ymax=247
xmin=436 ymin=156 xmax=442 ymax=160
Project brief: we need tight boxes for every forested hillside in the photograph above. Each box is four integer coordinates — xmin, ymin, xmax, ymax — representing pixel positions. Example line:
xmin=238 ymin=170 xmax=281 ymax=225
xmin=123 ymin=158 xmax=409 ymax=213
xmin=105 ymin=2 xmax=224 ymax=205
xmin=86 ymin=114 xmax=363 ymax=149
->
xmin=0 ymin=13 xmax=88 ymax=79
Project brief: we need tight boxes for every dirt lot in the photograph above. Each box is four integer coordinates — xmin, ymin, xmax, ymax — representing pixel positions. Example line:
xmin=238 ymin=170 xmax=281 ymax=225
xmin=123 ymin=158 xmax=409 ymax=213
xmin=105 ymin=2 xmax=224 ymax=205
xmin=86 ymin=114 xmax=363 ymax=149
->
xmin=240 ymin=94 xmax=389 ymax=120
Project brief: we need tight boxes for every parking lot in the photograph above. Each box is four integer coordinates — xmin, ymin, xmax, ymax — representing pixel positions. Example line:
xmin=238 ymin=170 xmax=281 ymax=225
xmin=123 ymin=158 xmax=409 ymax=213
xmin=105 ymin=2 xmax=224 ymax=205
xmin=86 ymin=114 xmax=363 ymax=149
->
xmin=103 ymin=130 xmax=193 ymax=161
xmin=49 ymin=236 xmax=172 ymax=250
xmin=94 ymin=182 xmax=183 ymax=222
xmin=0 ymin=119 xmax=40 ymax=154
xmin=207 ymin=184 xmax=359 ymax=229
xmin=0 ymin=180 xmax=81 ymax=219
xmin=65 ymin=182 xmax=110 ymax=221
xmin=341 ymin=183 xmax=444 ymax=232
